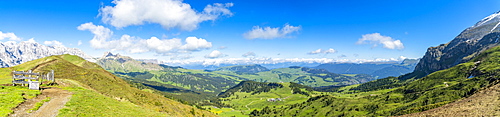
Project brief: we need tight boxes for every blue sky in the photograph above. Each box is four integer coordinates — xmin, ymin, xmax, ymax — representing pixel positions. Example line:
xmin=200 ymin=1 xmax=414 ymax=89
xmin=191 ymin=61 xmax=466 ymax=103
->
xmin=1 ymin=0 xmax=500 ymax=64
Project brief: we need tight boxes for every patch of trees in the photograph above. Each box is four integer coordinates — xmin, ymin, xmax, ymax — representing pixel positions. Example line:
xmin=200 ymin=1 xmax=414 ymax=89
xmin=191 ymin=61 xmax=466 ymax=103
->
xmin=289 ymin=82 xmax=313 ymax=96
xmin=217 ymin=81 xmax=284 ymax=98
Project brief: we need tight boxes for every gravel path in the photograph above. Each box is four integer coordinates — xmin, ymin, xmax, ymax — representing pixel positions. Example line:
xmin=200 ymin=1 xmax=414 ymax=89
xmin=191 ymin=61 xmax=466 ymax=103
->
xmin=9 ymin=87 xmax=73 ymax=117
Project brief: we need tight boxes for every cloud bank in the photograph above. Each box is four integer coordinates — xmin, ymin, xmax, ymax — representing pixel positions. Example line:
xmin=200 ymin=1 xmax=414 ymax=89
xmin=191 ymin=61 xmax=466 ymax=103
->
xmin=100 ymin=0 xmax=233 ymax=31
xmin=0 ymin=31 xmax=22 ymax=41
xmin=78 ymin=22 xmax=212 ymax=54
xmin=44 ymin=40 xmax=65 ymax=47
xmin=243 ymin=24 xmax=301 ymax=39
xmin=308 ymin=48 xmax=337 ymax=55
xmin=356 ymin=33 xmax=404 ymax=50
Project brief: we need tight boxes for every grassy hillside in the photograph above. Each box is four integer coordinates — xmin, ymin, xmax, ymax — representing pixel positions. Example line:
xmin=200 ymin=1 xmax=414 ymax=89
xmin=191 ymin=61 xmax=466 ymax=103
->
xmin=401 ymin=81 xmax=500 ymax=116
xmin=249 ymin=46 xmax=500 ymax=116
xmin=207 ymin=81 xmax=318 ymax=116
xmin=0 ymin=54 xmax=215 ymax=116
xmin=57 ymin=79 xmax=167 ymax=116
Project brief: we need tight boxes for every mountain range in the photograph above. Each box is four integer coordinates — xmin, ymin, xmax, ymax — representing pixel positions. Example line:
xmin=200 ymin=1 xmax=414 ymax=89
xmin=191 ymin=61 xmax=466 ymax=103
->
xmin=314 ymin=58 xmax=419 ymax=79
xmin=0 ymin=41 xmax=95 ymax=68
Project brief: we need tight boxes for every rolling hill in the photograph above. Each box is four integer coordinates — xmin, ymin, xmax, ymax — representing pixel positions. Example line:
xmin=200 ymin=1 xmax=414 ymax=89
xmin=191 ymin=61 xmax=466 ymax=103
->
xmin=0 ymin=54 xmax=215 ymax=116
xmin=206 ymin=81 xmax=318 ymax=116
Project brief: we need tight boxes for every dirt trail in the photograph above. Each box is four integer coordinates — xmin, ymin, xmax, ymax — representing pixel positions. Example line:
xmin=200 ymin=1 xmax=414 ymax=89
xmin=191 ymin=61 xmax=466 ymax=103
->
xmin=9 ymin=87 xmax=73 ymax=117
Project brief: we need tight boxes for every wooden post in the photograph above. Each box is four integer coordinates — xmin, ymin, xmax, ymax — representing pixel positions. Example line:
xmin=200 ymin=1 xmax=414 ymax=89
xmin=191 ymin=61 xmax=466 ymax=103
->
xmin=12 ymin=71 xmax=15 ymax=86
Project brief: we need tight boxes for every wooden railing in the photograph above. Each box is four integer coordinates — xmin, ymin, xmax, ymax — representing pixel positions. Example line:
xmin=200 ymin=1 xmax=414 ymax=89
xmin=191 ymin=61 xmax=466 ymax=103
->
xmin=12 ymin=70 xmax=55 ymax=90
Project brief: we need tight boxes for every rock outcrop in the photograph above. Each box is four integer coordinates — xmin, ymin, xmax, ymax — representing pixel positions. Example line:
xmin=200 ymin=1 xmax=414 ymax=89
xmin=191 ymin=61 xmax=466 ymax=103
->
xmin=415 ymin=11 xmax=500 ymax=74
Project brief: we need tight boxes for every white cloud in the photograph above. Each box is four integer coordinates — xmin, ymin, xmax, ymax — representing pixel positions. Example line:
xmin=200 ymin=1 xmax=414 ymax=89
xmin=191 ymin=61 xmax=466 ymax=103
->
xmin=99 ymin=0 xmax=233 ymax=31
xmin=218 ymin=46 xmax=227 ymax=49
xmin=180 ymin=37 xmax=212 ymax=51
xmin=44 ymin=40 xmax=65 ymax=47
xmin=324 ymin=48 xmax=337 ymax=54
xmin=77 ymin=22 xmax=113 ymax=49
xmin=205 ymin=50 xmax=226 ymax=58
xmin=78 ymin=40 xmax=82 ymax=46
xmin=308 ymin=49 xmax=322 ymax=54
xmin=356 ymin=33 xmax=404 ymax=50
xmin=78 ymin=22 xmax=212 ymax=54
xmin=399 ymin=56 xmax=407 ymax=60
xmin=243 ymin=24 xmax=301 ymax=39
xmin=27 ymin=38 xmax=36 ymax=43
xmin=308 ymin=48 xmax=337 ymax=55
xmin=0 ymin=31 xmax=22 ymax=41
xmin=242 ymin=52 xmax=256 ymax=57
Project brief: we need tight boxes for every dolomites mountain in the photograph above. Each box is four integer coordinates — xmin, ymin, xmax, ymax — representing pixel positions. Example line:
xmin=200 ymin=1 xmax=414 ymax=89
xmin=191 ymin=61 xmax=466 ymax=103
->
xmin=415 ymin=11 xmax=500 ymax=75
xmin=96 ymin=52 xmax=165 ymax=72
xmin=0 ymin=41 xmax=95 ymax=67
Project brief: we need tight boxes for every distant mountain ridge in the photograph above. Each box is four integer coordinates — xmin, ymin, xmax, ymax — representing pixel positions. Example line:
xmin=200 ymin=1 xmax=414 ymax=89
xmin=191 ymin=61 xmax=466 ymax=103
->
xmin=213 ymin=65 xmax=376 ymax=87
xmin=97 ymin=52 xmax=166 ymax=72
xmin=0 ymin=41 xmax=95 ymax=67
xmin=314 ymin=58 xmax=419 ymax=78
xmin=215 ymin=64 xmax=269 ymax=74
xmin=415 ymin=11 xmax=500 ymax=75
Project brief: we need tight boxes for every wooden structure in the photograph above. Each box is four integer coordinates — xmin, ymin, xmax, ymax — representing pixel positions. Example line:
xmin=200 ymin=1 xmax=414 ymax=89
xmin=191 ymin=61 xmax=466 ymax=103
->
xmin=12 ymin=70 xmax=55 ymax=90
xmin=41 ymin=70 xmax=55 ymax=85
xmin=12 ymin=70 xmax=40 ymax=90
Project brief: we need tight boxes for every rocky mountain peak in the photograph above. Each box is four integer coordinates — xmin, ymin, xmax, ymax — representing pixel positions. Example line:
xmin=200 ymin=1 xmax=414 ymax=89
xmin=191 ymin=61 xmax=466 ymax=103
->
xmin=0 ymin=41 xmax=96 ymax=67
xmin=470 ymin=11 xmax=500 ymax=29
xmin=102 ymin=52 xmax=118 ymax=58
xmin=414 ymin=11 xmax=500 ymax=75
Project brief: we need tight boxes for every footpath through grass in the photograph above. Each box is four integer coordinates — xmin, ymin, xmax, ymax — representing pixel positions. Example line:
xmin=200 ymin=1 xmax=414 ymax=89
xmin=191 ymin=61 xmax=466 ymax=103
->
xmin=0 ymin=86 xmax=41 ymax=116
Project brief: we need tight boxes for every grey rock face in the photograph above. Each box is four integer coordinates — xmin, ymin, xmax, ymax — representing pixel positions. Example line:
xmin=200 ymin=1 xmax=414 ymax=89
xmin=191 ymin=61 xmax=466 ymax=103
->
xmin=415 ymin=11 xmax=500 ymax=74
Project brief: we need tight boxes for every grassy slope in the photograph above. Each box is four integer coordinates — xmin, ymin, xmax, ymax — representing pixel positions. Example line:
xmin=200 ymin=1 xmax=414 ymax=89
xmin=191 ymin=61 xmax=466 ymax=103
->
xmin=210 ymin=81 xmax=319 ymax=116
xmin=57 ymin=79 xmax=166 ymax=117
xmin=1 ymin=54 xmax=215 ymax=117
xmin=250 ymin=46 xmax=500 ymax=116
xmin=400 ymin=82 xmax=500 ymax=116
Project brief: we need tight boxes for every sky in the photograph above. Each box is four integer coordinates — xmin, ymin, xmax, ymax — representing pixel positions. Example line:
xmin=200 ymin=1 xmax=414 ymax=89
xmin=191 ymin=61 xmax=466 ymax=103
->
xmin=1 ymin=0 xmax=500 ymax=65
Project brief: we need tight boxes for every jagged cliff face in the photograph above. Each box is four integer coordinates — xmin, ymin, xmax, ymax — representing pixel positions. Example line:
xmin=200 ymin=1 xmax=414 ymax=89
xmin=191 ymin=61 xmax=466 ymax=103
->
xmin=0 ymin=41 xmax=95 ymax=67
xmin=415 ymin=11 xmax=500 ymax=74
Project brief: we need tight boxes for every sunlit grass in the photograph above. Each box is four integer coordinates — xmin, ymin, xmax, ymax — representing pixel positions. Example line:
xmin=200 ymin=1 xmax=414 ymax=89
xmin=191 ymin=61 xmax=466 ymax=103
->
xmin=58 ymin=80 xmax=166 ymax=117
xmin=0 ymin=86 xmax=41 ymax=116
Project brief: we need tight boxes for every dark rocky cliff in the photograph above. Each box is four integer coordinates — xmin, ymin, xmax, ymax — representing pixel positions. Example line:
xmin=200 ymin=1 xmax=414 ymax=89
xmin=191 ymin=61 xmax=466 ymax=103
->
xmin=414 ymin=11 xmax=500 ymax=75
